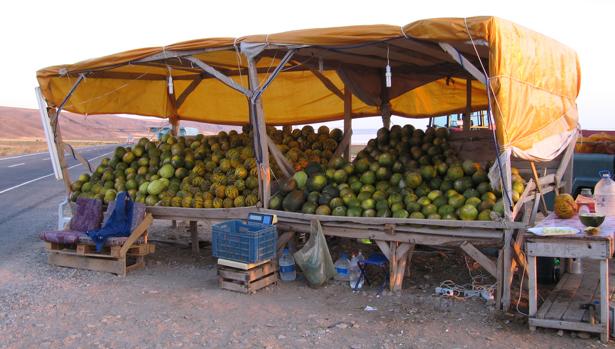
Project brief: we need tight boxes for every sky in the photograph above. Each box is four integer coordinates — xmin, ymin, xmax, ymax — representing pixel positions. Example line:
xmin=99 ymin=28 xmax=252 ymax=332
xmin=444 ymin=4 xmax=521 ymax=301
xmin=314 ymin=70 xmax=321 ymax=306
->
xmin=1 ymin=0 xmax=613 ymax=130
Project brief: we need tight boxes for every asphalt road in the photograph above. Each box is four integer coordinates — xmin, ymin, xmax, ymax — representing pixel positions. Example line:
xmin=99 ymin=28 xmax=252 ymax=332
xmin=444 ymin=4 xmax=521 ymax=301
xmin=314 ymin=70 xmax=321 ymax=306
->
xmin=0 ymin=144 xmax=119 ymax=258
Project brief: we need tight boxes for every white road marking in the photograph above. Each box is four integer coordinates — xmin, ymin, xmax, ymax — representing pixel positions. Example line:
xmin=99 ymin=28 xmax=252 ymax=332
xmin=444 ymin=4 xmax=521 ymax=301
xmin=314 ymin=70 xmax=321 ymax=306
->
xmin=42 ymin=157 xmax=50 ymax=160
xmin=0 ymin=151 xmax=113 ymax=195
xmin=7 ymin=163 xmax=25 ymax=168
xmin=0 ymin=151 xmax=47 ymax=161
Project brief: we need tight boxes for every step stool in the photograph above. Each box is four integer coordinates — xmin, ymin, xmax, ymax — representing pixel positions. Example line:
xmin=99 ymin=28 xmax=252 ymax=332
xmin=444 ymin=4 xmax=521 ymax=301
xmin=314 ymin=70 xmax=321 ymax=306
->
xmin=217 ymin=259 xmax=278 ymax=294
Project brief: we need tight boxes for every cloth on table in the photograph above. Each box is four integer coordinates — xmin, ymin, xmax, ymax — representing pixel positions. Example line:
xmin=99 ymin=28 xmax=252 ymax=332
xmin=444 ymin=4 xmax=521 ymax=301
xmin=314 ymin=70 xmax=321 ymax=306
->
xmin=87 ymin=192 xmax=134 ymax=252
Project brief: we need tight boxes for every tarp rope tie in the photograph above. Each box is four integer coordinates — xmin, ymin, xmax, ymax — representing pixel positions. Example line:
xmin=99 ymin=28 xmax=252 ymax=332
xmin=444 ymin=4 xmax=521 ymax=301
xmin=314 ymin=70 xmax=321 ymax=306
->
xmin=233 ymin=37 xmax=245 ymax=87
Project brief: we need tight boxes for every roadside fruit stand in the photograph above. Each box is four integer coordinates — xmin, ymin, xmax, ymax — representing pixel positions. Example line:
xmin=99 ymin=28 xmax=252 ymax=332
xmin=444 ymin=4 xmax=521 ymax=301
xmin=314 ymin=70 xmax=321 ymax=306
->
xmin=36 ymin=16 xmax=581 ymax=311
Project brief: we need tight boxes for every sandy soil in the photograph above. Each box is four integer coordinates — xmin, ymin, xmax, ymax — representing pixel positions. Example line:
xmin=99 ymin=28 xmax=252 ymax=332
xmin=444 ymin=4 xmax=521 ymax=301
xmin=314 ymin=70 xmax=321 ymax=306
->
xmin=0 ymin=221 xmax=610 ymax=349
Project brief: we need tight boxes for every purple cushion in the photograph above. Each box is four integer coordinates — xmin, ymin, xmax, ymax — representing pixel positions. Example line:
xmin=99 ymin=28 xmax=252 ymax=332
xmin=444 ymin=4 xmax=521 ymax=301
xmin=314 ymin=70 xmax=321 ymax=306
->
xmin=70 ymin=198 xmax=103 ymax=232
xmin=40 ymin=230 xmax=86 ymax=244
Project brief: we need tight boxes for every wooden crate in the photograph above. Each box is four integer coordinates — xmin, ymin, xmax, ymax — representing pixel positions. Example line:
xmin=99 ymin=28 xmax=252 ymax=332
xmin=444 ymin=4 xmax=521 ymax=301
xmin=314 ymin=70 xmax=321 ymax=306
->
xmin=217 ymin=260 xmax=278 ymax=294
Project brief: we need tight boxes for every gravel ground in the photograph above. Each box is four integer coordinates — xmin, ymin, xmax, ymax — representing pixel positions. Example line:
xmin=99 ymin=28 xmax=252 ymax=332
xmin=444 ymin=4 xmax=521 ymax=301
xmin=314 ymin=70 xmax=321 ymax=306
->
xmin=0 ymin=220 xmax=611 ymax=349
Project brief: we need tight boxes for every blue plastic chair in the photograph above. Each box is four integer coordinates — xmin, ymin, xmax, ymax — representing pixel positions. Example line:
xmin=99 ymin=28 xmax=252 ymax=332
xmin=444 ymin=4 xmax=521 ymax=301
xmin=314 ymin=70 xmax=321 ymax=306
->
xmin=355 ymin=252 xmax=389 ymax=293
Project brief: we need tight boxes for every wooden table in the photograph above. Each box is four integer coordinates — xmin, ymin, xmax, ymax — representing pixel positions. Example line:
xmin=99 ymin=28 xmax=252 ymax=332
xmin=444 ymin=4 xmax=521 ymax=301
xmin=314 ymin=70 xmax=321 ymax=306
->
xmin=527 ymin=213 xmax=615 ymax=342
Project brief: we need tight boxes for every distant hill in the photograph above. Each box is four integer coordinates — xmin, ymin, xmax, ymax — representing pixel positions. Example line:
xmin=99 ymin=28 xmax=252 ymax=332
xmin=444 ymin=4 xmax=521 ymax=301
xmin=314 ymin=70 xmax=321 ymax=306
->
xmin=0 ymin=106 xmax=238 ymax=141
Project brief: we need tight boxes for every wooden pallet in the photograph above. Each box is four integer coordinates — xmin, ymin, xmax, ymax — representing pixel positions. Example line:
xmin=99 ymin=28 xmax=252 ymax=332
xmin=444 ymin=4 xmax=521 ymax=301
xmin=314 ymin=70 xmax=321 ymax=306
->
xmin=218 ymin=260 xmax=278 ymax=294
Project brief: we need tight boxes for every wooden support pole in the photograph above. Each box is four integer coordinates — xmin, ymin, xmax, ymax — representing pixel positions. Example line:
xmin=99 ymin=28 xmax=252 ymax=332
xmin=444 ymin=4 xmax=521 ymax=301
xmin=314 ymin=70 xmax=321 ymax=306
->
xmin=496 ymin=249 xmax=503 ymax=308
xmin=190 ymin=220 xmax=199 ymax=256
xmin=527 ymin=254 xmax=537 ymax=330
xmin=460 ymin=241 xmax=497 ymax=278
xmin=464 ymin=78 xmax=472 ymax=132
xmin=389 ymin=242 xmax=398 ymax=291
xmin=343 ymin=87 xmax=352 ymax=161
xmin=530 ymin=161 xmax=549 ymax=214
xmin=48 ymin=108 xmax=72 ymax=195
xmin=501 ymin=229 xmax=514 ymax=311
xmin=502 ymin=154 xmax=514 ymax=220
xmin=246 ymin=56 xmax=271 ymax=208
xmin=170 ymin=117 xmax=179 ymax=137
xmin=267 ymin=136 xmax=293 ymax=178
xmin=600 ymin=259 xmax=610 ymax=342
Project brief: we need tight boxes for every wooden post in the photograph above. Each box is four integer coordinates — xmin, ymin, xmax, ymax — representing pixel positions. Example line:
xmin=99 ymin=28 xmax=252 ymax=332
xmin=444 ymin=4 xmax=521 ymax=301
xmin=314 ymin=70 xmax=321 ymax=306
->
xmin=600 ymin=259 xmax=609 ymax=342
xmin=389 ymin=241 xmax=398 ymax=291
xmin=170 ymin=117 xmax=179 ymax=137
xmin=527 ymin=253 xmax=537 ymax=331
xmin=190 ymin=220 xmax=199 ymax=256
xmin=343 ymin=86 xmax=352 ymax=161
xmin=246 ymin=56 xmax=271 ymax=208
xmin=48 ymin=108 xmax=72 ymax=195
xmin=530 ymin=161 xmax=549 ymax=215
xmin=502 ymin=154 xmax=514 ymax=220
xmin=464 ymin=78 xmax=472 ymax=132
xmin=502 ymin=229 xmax=514 ymax=311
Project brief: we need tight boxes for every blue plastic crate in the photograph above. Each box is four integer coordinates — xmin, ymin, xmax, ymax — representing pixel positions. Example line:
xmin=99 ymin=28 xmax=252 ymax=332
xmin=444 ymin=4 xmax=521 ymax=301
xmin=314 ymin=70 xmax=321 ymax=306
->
xmin=212 ymin=220 xmax=277 ymax=263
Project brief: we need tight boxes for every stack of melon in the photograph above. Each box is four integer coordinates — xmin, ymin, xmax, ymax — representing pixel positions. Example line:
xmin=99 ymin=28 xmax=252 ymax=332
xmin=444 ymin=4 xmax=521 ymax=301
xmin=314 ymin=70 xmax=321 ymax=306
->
xmin=268 ymin=125 xmax=344 ymax=172
xmin=70 ymin=132 xmax=260 ymax=208
xmin=269 ymin=125 xmax=526 ymax=220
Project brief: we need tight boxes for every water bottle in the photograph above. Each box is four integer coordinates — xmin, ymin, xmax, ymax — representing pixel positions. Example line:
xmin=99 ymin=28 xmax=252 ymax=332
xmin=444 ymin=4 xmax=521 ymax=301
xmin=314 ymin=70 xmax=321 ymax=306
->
xmin=594 ymin=171 xmax=615 ymax=216
xmin=348 ymin=254 xmax=364 ymax=290
xmin=334 ymin=253 xmax=350 ymax=281
xmin=278 ymin=248 xmax=296 ymax=281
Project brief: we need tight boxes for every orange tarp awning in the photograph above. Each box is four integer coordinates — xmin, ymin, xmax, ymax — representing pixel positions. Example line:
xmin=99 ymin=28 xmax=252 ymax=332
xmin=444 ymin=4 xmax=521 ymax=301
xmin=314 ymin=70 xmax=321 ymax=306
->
xmin=37 ymin=16 xmax=580 ymax=161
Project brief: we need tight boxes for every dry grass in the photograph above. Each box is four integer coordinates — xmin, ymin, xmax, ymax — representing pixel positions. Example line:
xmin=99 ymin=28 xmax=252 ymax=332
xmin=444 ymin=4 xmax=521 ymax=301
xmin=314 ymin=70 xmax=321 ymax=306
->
xmin=0 ymin=138 xmax=115 ymax=157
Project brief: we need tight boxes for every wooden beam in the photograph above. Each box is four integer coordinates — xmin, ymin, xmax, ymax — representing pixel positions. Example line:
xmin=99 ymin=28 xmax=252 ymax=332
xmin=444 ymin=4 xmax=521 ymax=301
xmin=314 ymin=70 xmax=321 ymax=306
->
xmin=555 ymin=137 xmax=577 ymax=194
xmin=267 ymin=136 xmax=293 ymax=178
xmin=190 ymin=220 xmax=199 ymax=256
xmin=343 ymin=87 xmax=352 ymax=161
xmin=49 ymin=108 xmax=72 ymax=195
xmin=389 ymin=242 xmax=398 ymax=290
xmin=600 ymin=259 xmax=610 ymax=342
xmin=530 ymin=162 xmax=549 ymax=215
xmin=330 ymin=127 xmax=353 ymax=162
xmin=175 ymin=75 xmax=203 ymax=108
xmin=460 ymin=241 xmax=497 ymax=278
xmin=246 ymin=56 xmax=271 ymax=208
xmin=501 ymin=229 xmax=514 ymax=311
xmin=309 ymin=68 xmax=344 ymax=100
xmin=186 ymin=56 xmax=251 ymax=97
xmin=438 ymin=43 xmax=487 ymax=85
xmin=375 ymin=240 xmax=391 ymax=260
xmin=463 ymin=78 xmax=472 ymax=132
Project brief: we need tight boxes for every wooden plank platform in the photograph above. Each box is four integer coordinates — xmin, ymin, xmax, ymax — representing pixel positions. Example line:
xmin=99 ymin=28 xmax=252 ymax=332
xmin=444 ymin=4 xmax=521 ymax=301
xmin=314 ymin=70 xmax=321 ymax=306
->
xmin=530 ymin=259 xmax=615 ymax=334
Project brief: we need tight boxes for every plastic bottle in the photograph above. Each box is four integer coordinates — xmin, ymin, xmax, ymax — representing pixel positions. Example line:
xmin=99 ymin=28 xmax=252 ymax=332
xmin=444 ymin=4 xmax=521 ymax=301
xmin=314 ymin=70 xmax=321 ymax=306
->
xmin=278 ymin=248 xmax=296 ymax=281
xmin=334 ymin=252 xmax=350 ymax=281
xmin=594 ymin=171 xmax=615 ymax=216
xmin=348 ymin=254 xmax=364 ymax=290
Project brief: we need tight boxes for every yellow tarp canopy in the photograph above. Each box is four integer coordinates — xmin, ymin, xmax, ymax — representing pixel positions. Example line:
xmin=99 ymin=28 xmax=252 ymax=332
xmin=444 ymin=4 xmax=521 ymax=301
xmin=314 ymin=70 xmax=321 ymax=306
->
xmin=37 ymin=16 xmax=580 ymax=161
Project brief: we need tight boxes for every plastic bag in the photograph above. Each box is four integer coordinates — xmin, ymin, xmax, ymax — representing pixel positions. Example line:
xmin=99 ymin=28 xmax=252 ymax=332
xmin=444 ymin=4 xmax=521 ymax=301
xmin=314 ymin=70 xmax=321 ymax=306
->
xmin=293 ymin=219 xmax=335 ymax=287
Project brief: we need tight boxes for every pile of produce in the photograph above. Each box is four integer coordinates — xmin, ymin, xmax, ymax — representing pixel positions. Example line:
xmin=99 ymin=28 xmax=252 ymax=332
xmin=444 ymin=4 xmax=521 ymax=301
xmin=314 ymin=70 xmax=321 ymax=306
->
xmin=71 ymin=132 xmax=260 ymax=208
xmin=575 ymin=132 xmax=615 ymax=154
xmin=268 ymin=125 xmax=344 ymax=171
xmin=269 ymin=125 xmax=527 ymax=221
xmin=69 ymin=125 xmax=345 ymax=208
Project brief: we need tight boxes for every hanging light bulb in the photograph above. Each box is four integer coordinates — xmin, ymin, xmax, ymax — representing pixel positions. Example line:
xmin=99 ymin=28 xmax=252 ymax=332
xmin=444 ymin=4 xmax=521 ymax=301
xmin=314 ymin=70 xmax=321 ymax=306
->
xmin=385 ymin=46 xmax=392 ymax=88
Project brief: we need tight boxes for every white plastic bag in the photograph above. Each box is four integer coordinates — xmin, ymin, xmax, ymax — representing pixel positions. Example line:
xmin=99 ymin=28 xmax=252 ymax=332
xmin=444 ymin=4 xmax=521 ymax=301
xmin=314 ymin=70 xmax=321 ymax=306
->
xmin=293 ymin=219 xmax=335 ymax=287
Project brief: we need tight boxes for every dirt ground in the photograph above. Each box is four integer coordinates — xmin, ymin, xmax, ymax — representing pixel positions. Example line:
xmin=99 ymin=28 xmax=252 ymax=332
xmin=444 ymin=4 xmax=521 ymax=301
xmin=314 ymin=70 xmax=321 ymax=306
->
xmin=0 ymin=139 xmax=115 ymax=157
xmin=0 ymin=221 xmax=611 ymax=349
